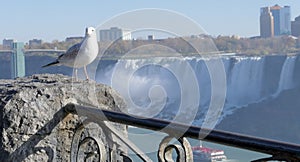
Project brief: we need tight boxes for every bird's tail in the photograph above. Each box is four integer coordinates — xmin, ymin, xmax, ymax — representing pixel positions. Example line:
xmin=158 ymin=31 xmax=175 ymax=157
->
xmin=42 ymin=61 xmax=59 ymax=68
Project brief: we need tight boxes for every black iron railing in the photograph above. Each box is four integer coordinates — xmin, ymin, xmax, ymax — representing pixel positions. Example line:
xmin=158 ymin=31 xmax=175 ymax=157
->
xmin=65 ymin=103 xmax=300 ymax=162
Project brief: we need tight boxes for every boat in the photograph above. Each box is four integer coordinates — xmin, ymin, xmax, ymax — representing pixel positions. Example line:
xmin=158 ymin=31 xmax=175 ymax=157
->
xmin=192 ymin=142 xmax=227 ymax=162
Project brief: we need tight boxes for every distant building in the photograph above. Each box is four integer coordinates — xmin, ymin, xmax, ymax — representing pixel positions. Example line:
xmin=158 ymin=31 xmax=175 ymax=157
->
xmin=65 ymin=36 xmax=84 ymax=43
xmin=279 ymin=6 xmax=291 ymax=35
xmin=29 ymin=39 xmax=42 ymax=48
xmin=260 ymin=5 xmax=291 ymax=37
xmin=270 ymin=5 xmax=281 ymax=36
xmin=269 ymin=5 xmax=291 ymax=36
xmin=3 ymin=39 xmax=15 ymax=49
xmin=260 ymin=7 xmax=274 ymax=38
xmin=291 ymin=16 xmax=300 ymax=37
xmin=99 ymin=27 xmax=131 ymax=41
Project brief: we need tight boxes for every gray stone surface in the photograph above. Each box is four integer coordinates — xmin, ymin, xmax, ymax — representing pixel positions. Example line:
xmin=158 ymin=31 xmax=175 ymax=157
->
xmin=0 ymin=74 xmax=127 ymax=162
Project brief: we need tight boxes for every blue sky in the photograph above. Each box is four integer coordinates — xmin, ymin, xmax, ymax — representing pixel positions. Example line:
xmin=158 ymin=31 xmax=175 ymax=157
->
xmin=1 ymin=0 xmax=299 ymax=42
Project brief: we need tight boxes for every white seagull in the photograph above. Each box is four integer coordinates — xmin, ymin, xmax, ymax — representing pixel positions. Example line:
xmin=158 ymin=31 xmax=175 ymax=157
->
xmin=43 ymin=27 xmax=99 ymax=80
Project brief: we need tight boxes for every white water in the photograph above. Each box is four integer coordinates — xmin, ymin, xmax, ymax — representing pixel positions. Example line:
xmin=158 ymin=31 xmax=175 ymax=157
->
xmin=96 ymin=55 xmax=299 ymax=126
xmin=273 ymin=56 xmax=296 ymax=96
xmin=225 ymin=57 xmax=264 ymax=106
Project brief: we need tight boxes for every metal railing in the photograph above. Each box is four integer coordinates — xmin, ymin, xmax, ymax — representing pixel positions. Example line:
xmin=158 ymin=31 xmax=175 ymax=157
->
xmin=64 ymin=103 xmax=300 ymax=162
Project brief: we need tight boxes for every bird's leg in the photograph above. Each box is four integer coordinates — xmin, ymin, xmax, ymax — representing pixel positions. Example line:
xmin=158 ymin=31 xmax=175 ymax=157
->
xmin=74 ymin=68 xmax=78 ymax=81
xmin=84 ymin=66 xmax=89 ymax=80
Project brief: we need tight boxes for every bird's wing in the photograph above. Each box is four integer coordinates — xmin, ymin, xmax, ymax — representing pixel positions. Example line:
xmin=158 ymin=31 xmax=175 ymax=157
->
xmin=58 ymin=42 xmax=82 ymax=60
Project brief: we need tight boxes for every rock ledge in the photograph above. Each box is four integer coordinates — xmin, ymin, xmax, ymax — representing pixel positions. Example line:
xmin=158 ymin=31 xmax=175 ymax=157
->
xmin=0 ymin=74 xmax=126 ymax=162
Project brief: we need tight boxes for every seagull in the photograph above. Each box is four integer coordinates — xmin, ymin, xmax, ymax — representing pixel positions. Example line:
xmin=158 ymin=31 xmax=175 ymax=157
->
xmin=42 ymin=27 xmax=99 ymax=80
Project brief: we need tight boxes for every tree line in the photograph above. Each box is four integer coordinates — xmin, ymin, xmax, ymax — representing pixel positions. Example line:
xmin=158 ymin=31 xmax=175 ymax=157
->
xmin=21 ymin=35 xmax=300 ymax=55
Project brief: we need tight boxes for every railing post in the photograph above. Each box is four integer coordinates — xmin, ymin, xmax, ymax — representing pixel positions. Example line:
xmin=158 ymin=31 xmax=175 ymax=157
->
xmin=70 ymin=123 xmax=108 ymax=162
xmin=158 ymin=136 xmax=193 ymax=162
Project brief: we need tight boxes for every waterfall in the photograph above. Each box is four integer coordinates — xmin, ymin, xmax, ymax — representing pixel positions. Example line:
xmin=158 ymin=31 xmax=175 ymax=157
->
xmin=225 ymin=56 xmax=265 ymax=106
xmin=273 ymin=56 xmax=296 ymax=97
xmin=95 ymin=55 xmax=298 ymax=124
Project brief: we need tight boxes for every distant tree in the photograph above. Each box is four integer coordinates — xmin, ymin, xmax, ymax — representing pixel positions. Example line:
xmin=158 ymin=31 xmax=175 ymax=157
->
xmin=24 ymin=35 xmax=300 ymax=56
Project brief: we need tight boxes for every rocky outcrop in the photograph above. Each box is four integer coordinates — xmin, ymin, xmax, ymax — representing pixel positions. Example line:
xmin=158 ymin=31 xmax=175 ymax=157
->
xmin=0 ymin=74 xmax=127 ymax=162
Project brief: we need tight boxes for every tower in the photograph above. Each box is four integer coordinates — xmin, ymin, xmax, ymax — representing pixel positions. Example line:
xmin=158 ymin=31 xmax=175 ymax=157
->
xmin=10 ymin=42 xmax=25 ymax=78
xmin=260 ymin=5 xmax=291 ymax=37
xmin=270 ymin=4 xmax=291 ymax=36
xmin=280 ymin=6 xmax=291 ymax=35
xmin=260 ymin=7 xmax=274 ymax=38
xmin=270 ymin=5 xmax=281 ymax=36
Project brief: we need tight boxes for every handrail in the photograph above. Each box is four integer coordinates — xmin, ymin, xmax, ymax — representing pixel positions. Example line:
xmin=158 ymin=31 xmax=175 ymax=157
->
xmin=65 ymin=103 xmax=300 ymax=161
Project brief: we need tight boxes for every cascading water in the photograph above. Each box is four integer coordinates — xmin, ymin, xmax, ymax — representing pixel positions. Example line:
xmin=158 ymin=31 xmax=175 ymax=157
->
xmin=224 ymin=57 xmax=265 ymax=106
xmin=273 ymin=56 xmax=297 ymax=97
xmin=96 ymin=54 xmax=300 ymax=126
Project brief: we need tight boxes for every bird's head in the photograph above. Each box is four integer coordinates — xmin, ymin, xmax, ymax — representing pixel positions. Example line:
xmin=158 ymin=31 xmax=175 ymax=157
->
xmin=85 ymin=27 xmax=96 ymax=36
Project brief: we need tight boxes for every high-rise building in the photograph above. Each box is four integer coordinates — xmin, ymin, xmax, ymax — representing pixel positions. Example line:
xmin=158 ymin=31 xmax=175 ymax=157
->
xmin=279 ymin=6 xmax=291 ymax=35
xmin=292 ymin=16 xmax=300 ymax=37
xmin=260 ymin=7 xmax=274 ymax=38
xmin=269 ymin=5 xmax=291 ymax=36
xmin=99 ymin=27 xmax=131 ymax=41
xmin=270 ymin=5 xmax=281 ymax=36
xmin=260 ymin=5 xmax=291 ymax=37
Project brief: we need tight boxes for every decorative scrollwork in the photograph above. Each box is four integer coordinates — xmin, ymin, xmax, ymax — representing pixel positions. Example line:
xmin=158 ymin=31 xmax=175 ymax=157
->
xmin=70 ymin=122 xmax=108 ymax=162
xmin=158 ymin=136 xmax=193 ymax=162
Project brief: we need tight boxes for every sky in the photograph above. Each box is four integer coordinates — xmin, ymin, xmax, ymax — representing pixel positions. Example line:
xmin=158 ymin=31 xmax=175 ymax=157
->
xmin=0 ymin=0 xmax=300 ymax=42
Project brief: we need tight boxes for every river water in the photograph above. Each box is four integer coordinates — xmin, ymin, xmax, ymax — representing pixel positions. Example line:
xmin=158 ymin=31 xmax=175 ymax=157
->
xmin=127 ymin=127 xmax=267 ymax=161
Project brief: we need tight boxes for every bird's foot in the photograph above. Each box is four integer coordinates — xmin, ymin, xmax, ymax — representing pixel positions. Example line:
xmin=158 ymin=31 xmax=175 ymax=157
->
xmin=71 ymin=76 xmax=79 ymax=82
